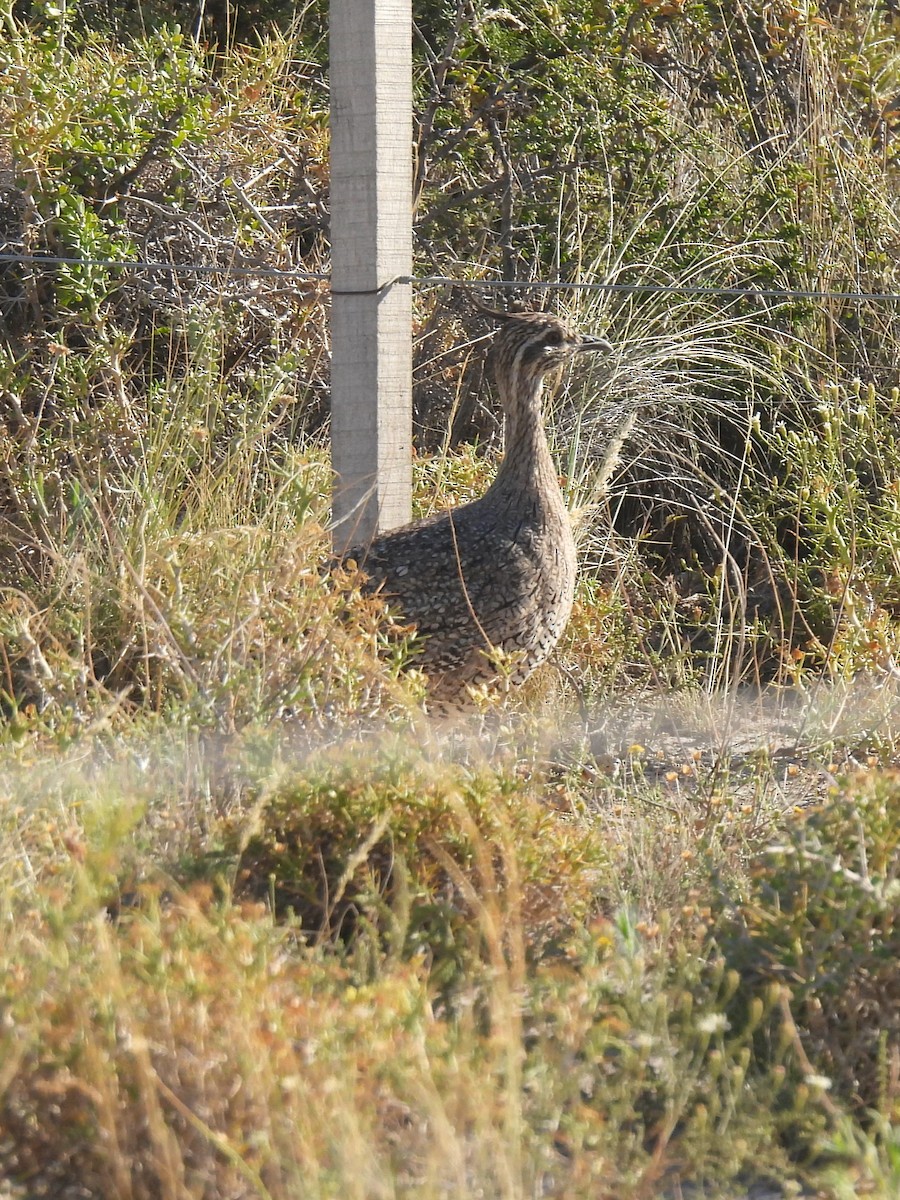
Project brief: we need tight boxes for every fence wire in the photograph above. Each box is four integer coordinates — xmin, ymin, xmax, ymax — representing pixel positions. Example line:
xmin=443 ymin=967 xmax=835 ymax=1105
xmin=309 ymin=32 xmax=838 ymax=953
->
xmin=3 ymin=250 xmax=900 ymax=304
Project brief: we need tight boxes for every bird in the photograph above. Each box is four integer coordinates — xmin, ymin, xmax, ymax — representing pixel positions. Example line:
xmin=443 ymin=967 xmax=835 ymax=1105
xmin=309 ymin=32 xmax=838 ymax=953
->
xmin=342 ymin=309 xmax=613 ymax=711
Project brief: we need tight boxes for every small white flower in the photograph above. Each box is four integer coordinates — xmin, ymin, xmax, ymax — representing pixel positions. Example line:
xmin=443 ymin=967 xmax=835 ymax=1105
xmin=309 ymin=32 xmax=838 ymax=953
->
xmin=804 ymin=1074 xmax=832 ymax=1091
xmin=697 ymin=1013 xmax=730 ymax=1035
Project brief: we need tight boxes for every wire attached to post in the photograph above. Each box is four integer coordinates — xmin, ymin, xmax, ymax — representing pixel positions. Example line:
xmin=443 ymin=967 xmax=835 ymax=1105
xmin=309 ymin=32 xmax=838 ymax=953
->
xmin=3 ymin=250 xmax=900 ymax=303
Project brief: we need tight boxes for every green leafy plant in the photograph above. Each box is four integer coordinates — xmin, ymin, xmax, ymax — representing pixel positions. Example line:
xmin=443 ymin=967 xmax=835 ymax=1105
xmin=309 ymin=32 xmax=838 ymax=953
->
xmin=715 ymin=771 xmax=900 ymax=1118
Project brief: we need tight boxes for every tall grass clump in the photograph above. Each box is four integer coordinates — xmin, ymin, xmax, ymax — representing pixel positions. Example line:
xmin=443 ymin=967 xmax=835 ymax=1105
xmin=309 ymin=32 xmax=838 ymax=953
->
xmin=403 ymin=0 xmax=900 ymax=695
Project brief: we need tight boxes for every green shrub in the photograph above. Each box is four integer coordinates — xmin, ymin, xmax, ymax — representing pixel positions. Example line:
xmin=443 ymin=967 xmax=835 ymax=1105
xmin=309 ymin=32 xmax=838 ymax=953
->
xmin=716 ymin=772 xmax=900 ymax=1118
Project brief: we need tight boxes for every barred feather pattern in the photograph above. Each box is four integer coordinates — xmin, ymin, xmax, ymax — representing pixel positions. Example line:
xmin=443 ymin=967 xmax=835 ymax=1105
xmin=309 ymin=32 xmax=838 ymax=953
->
xmin=344 ymin=312 xmax=612 ymax=711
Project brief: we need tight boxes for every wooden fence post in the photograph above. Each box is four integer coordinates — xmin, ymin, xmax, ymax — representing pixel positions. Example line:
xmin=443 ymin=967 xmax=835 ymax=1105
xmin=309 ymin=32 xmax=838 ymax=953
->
xmin=329 ymin=0 xmax=413 ymax=550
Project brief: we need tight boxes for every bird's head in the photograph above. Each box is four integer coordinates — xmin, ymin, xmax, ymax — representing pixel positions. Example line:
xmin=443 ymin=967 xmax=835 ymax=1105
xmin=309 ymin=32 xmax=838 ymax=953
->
xmin=486 ymin=311 xmax=612 ymax=405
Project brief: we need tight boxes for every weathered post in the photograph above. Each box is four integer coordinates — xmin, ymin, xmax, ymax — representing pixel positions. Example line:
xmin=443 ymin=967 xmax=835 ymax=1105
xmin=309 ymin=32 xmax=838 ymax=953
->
xmin=329 ymin=0 xmax=413 ymax=550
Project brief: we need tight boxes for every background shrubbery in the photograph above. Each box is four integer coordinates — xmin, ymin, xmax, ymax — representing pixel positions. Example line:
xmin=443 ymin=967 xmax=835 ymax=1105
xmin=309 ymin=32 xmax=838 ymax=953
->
xmin=3 ymin=0 xmax=900 ymax=706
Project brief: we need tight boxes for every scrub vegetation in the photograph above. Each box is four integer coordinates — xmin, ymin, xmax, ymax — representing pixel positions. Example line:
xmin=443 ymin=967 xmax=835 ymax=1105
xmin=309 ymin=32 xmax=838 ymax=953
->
xmin=0 ymin=0 xmax=899 ymax=1195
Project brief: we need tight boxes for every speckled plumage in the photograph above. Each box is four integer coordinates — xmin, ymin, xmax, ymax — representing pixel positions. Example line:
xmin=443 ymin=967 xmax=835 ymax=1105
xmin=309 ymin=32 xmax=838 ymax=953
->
xmin=345 ymin=311 xmax=612 ymax=710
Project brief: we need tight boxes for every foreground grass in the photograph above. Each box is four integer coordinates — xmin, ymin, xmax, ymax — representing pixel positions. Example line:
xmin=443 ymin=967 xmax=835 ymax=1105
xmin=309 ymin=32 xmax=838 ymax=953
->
xmin=1 ymin=678 xmax=899 ymax=1198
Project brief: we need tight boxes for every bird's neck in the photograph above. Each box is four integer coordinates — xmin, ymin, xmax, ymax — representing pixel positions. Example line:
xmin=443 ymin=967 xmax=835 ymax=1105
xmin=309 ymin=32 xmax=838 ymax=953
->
xmin=490 ymin=375 xmax=562 ymax=501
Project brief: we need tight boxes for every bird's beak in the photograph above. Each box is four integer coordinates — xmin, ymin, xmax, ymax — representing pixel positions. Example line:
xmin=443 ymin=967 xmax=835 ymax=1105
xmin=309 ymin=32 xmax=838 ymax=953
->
xmin=576 ymin=335 xmax=614 ymax=354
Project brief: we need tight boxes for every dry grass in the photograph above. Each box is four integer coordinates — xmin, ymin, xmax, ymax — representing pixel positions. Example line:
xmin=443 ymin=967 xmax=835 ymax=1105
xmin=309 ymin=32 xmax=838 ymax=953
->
xmin=0 ymin=684 xmax=898 ymax=1198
